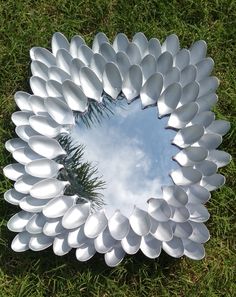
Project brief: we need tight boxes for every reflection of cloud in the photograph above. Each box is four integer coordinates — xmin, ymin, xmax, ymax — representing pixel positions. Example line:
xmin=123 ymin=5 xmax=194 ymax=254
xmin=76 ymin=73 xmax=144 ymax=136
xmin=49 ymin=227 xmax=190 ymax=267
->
xmin=75 ymin=127 xmax=162 ymax=216
xmin=115 ymin=99 xmax=140 ymax=119
xmin=71 ymin=99 xmax=180 ymax=217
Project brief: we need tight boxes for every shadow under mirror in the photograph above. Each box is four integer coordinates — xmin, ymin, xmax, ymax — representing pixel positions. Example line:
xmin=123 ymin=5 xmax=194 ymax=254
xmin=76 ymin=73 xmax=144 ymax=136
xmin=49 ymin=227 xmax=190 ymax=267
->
xmin=70 ymin=95 xmax=180 ymax=217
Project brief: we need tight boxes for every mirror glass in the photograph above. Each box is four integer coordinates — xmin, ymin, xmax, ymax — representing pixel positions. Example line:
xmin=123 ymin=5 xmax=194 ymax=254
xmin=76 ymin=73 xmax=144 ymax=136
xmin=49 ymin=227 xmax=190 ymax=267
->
xmin=71 ymin=96 xmax=180 ymax=216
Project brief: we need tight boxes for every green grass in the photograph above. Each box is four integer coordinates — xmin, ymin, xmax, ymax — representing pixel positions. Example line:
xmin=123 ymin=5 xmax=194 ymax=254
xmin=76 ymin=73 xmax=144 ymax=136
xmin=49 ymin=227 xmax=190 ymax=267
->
xmin=0 ymin=0 xmax=235 ymax=296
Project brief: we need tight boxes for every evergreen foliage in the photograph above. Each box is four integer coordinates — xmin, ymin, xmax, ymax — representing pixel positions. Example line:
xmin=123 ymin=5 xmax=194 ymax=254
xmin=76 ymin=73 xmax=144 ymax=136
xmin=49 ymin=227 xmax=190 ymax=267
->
xmin=57 ymin=134 xmax=105 ymax=209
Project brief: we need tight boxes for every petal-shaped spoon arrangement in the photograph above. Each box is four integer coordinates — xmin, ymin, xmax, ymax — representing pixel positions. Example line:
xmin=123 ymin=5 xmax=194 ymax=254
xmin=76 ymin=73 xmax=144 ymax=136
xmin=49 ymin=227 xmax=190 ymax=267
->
xmin=4 ymin=32 xmax=231 ymax=267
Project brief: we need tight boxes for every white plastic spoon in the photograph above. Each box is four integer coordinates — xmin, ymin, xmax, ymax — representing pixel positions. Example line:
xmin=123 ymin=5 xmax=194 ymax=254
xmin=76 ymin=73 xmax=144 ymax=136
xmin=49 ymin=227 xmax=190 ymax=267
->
xmin=29 ymin=115 xmax=63 ymax=138
xmin=29 ymin=95 xmax=47 ymax=115
xmin=99 ymin=42 xmax=116 ymax=62
xmin=104 ymin=244 xmax=125 ymax=267
xmin=5 ymin=138 xmax=26 ymax=153
xmin=3 ymin=163 xmax=25 ymax=181
xmin=150 ymin=218 xmax=173 ymax=242
xmin=70 ymin=35 xmax=85 ymax=58
xmin=129 ymin=207 xmax=151 ymax=236
xmin=102 ymin=62 xmax=122 ymax=99
xmin=53 ymin=232 xmax=72 ymax=256
xmin=31 ymin=60 xmax=48 ymax=80
xmin=132 ymin=32 xmax=148 ymax=56
xmin=30 ymin=47 xmax=56 ymax=67
xmin=162 ymin=34 xmax=180 ymax=56
xmin=79 ymin=67 xmax=103 ymax=102
xmin=26 ymin=213 xmax=47 ymax=234
xmin=170 ymin=167 xmax=202 ymax=186
xmin=84 ymin=210 xmax=107 ymax=238
xmin=30 ymin=179 xmax=69 ymax=199
xmin=30 ymin=76 xmax=48 ymax=97
xmin=140 ymin=72 xmax=163 ymax=108
xmin=44 ymin=96 xmax=74 ymax=125
xmin=48 ymin=65 xmax=70 ymax=83
xmin=42 ymin=195 xmax=76 ymax=217
xmin=13 ymin=146 xmax=42 ymax=165
xmin=148 ymin=198 xmax=172 ymax=221
xmin=28 ymin=135 xmax=66 ymax=159
xmin=126 ymin=42 xmax=142 ymax=64
xmin=7 ymin=211 xmax=34 ymax=232
xmin=56 ymin=48 xmax=73 ymax=74
xmin=94 ymin=226 xmax=117 ymax=254
xmin=77 ymin=44 xmax=93 ymax=65
xmin=162 ymin=185 xmax=188 ymax=207
xmin=172 ymin=124 xmax=204 ymax=148
xmin=121 ymin=228 xmax=141 ymax=255
xmin=122 ymin=65 xmax=142 ymax=101
xmin=43 ymin=218 xmax=64 ymax=236
xmin=173 ymin=49 xmax=190 ymax=70
xmin=76 ymin=242 xmax=96 ymax=262
xmin=4 ymin=188 xmax=25 ymax=205
xmin=14 ymin=174 xmax=41 ymax=194
xmin=92 ymin=32 xmax=109 ymax=53
xmin=173 ymin=146 xmax=208 ymax=166
xmin=25 ymin=158 xmax=63 ymax=178
xmin=157 ymin=82 xmax=181 ymax=117
xmin=162 ymin=236 xmax=184 ymax=258
xmin=62 ymin=202 xmax=91 ymax=229
xmin=52 ymin=32 xmax=70 ymax=56
xmin=183 ymin=239 xmax=205 ymax=260
xmin=189 ymin=40 xmax=207 ymax=64
xmin=20 ymin=195 xmax=50 ymax=213
xmin=140 ymin=234 xmax=161 ymax=259
xmin=108 ymin=210 xmax=130 ymax=241
xmin=16 ymin=125 xmax=40 ymax=142
xmin=113 ymin=33 xmax=129 ymax=52
xmin=11 ymin=231 xmax=31 ymax=252
xmin=29 ymin=233 xmax=53 ymax=251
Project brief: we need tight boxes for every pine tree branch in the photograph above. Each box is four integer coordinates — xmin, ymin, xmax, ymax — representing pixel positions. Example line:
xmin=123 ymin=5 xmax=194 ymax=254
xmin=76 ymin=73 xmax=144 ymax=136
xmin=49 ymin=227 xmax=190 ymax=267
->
xmin=56 ymin=135 xmax=106 ymax=209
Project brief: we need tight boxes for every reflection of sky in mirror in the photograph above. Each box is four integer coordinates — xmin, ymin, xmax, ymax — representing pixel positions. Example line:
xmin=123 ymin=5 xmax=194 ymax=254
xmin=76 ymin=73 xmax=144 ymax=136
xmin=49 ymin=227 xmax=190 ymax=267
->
xmin=71 ymin=97 xmax=180 ymax=216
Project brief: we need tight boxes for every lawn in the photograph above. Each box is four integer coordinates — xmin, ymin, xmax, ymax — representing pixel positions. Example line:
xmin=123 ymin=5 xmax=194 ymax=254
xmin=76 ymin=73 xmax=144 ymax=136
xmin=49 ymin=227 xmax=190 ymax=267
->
xmin=0 ymin=0 xmax=235 ymax=296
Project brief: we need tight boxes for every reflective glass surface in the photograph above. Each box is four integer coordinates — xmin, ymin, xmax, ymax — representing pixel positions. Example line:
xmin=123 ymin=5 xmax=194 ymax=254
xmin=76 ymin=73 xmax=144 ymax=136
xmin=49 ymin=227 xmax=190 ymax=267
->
xmin=71 ymin=96 xmax=180 ymax=215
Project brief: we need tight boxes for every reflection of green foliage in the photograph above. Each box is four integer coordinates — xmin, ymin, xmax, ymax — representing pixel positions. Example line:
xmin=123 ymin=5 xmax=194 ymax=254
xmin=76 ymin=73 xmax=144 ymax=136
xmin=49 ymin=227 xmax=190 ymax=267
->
xmin=57 ymin=95 xmax=126 ymax=208
xmin=75 ymin=93 xmax=126 ymax=128
xmin=56 ymin=135 xmax=105 ymax=209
